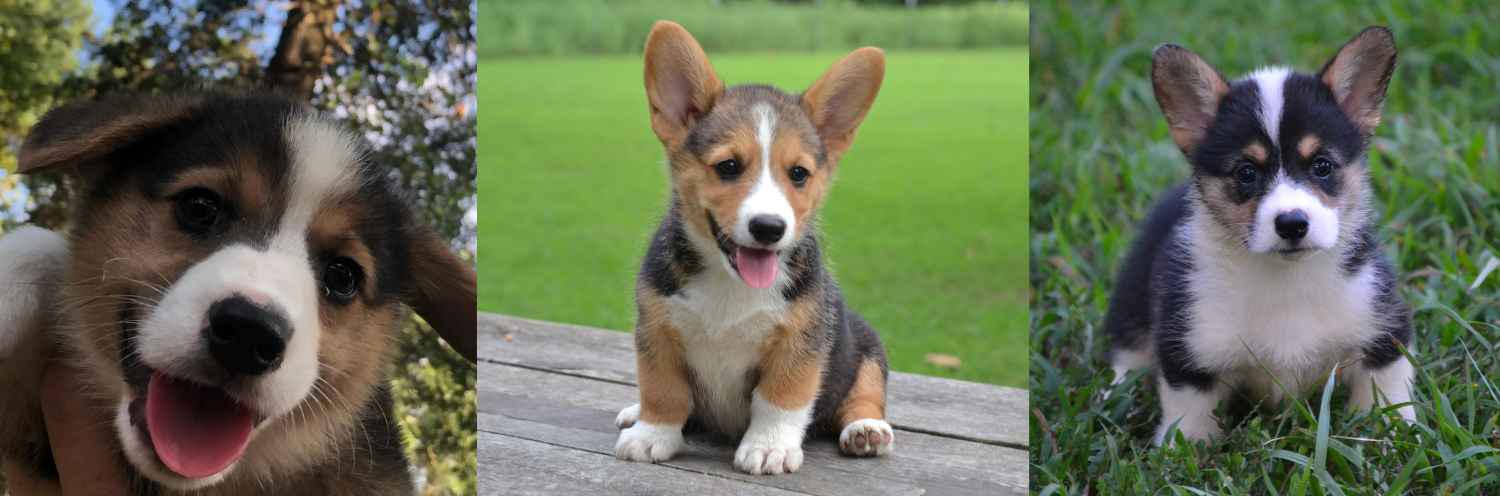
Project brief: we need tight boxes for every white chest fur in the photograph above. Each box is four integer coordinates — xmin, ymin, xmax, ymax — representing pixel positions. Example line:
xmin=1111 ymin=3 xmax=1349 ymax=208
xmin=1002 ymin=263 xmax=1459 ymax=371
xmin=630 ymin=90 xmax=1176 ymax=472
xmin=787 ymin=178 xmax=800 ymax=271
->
xmin=664 ymin=264 xmax=788 ymax=433
xmin=1182 ymin=220 xmax=1382 ymax=400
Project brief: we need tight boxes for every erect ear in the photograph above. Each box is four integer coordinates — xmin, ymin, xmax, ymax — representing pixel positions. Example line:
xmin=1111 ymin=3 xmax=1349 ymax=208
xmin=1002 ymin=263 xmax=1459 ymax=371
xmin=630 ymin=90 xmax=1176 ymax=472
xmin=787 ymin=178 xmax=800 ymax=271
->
xmin=1151 ymin=44 xmax=1230 ymax=155
xmin=643 ymin=21 xmax=724 ymax=145
xmin=407 ymin=228 xmax=477 ymax=363
xmin=801 ymin=47 xmax=884 ymax=165
xmin=1317 ymin=26 xmax=1397 ymax=136
xmin=18 ymin=94 xmax=205 ymax=175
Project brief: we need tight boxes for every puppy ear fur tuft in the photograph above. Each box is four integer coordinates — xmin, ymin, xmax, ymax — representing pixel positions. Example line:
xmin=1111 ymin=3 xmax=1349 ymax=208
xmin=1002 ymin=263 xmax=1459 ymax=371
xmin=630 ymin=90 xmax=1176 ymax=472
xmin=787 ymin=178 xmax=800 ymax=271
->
xmin=801 ymin=47 xmax=885 ymax=166
xmin=18 ymin=94 xmax=205 ymax=175
xmin=407 ymin=229 xmax=477 ymax=363
xmin=1318 ymin=26 xmax=1397 ymax=136
xmin=1151 ymin=44 xmax=1230 ymax=156
xmin=642 ymin=21 xmax=724 ymax=146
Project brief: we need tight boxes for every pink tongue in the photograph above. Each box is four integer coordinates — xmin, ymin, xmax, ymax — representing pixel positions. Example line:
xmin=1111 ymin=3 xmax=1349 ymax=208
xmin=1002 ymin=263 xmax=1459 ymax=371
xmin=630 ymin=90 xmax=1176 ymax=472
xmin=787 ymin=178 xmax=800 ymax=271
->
xmin=735 ymin=246 xmax=779 ymax=289
xmin=145 ymin=373 xmax=253 ymax=479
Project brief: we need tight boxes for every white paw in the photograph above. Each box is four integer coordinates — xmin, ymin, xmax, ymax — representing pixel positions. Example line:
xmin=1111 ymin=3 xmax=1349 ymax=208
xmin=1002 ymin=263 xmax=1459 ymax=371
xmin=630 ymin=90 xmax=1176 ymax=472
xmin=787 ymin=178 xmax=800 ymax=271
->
xmin=616 ymin=403 xmax=640 ymax=429
xmin=614 ymin=421 xmax=683 ymax=463
xmin=734 ymin=436 xmax=803 ymax=475
xmin=839 ymin=418 xmax=894 ymax=456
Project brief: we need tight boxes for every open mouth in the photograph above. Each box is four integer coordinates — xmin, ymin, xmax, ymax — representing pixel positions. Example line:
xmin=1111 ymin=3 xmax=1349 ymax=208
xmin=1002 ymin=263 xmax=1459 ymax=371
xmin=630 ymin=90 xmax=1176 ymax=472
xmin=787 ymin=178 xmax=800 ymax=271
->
xmin=707 ymin=214 xmax=779 ymax=289
xmin=119 ymin=302 xmax=258 ymax=480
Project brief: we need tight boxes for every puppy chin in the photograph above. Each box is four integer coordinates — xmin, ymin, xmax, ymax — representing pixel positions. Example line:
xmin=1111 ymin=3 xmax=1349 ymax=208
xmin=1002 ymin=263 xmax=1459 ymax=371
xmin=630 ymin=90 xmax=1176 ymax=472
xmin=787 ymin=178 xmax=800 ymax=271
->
xmin=114 ymin=398 xmax=236 ymax=490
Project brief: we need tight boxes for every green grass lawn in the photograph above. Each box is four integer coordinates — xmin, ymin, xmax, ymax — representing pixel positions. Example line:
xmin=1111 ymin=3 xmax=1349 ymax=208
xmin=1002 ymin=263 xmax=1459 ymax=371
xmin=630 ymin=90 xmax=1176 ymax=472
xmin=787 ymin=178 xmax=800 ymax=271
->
xmin=479 ymin=49 xmax=1028 ymax=387
xmin=1031 ymin=0 xmax=1500 ymax=493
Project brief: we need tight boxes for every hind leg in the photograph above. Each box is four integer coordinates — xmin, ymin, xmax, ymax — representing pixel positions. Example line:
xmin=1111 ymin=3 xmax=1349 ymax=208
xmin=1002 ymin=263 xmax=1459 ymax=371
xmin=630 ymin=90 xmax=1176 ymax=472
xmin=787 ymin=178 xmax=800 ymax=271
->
xmin=836 ymin=358 xmax=892 ymax=456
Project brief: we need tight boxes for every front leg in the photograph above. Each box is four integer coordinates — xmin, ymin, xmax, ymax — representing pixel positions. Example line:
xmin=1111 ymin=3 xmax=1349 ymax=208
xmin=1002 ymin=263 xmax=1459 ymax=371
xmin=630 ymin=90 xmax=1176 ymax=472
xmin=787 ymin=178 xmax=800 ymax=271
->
xmin=615 ymin=297 xmax=692 ymax=463
xmin=1346 ymin=357 xmax=1417 ymax=423
xmin=1154 ymin=376 xmax=1227 ymax=446
xmin=735 ymin=330 xmax=822 ymax=475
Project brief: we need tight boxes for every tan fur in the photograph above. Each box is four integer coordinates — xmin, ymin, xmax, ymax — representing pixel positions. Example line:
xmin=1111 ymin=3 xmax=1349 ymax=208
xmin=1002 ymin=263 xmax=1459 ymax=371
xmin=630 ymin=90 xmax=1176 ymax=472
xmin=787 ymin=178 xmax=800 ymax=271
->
xmin=672 ymin=119 xmax=830 ymax=246
xmin=643 ymin=22 xmax=724 ymax=145
xmin=1297 ymin=135 xmax=1322 ymax=161
xmin=675 ymin=124 xmax=759 ymax=241
xmin=1243 ymin=143 xmax=1268 ymax=163
xmin=1196 ymin=175 xmax=1260 ymax=244
xmin=1332 ymin=157 xmax=1373 ymax=214
xmin=632 ymin=289 xmax=694 ymax=425
xmin=1152 ymin=46 xmax=1229 ymax=154
xmin=1320 ymin=28 xmax=1396 ymax=135
xmin=403 ymin=224 xmax=477 ymax=362
xmin=755 ymin=298 xmax=823 ymax=410
xmin=17 ymin=95 xmax=205 ymax=175
xmin=835 ymin=360 xmax=887 ymax=428
xmin=801 ymin=47 xmax=885 ymax=164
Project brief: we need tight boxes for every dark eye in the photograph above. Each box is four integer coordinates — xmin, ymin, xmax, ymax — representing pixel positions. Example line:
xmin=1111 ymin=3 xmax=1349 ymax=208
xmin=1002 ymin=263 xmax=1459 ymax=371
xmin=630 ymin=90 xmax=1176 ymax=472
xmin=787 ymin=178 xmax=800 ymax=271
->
xmin=321 ymin=258 xmax=363 ymax=300
xmin=788 ymin=166 xmax=810 ymax=185
xmin=175 ymin=188 xmax=221 ymax=233
xmin=1311 ymin=157 xmax=1333 ymax=178
xmin=1235 ymin=164 xmax=1259 ymax=184
xmin=715 ymin=159 xmax=742 ymax=177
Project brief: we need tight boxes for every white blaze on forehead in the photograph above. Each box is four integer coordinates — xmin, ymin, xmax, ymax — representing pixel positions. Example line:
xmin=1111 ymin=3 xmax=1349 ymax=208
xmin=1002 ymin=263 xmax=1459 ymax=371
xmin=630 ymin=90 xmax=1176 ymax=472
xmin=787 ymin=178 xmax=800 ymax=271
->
xmin=1249 ymin=172 xmax=1340 ymax=253
xmin=1249 ymin=67 xmax=1290 ymax=147
xmin=736 ymin=102 xmax=796 ymax=250
xmin=277 ymin=116 xmax=364 ymax=253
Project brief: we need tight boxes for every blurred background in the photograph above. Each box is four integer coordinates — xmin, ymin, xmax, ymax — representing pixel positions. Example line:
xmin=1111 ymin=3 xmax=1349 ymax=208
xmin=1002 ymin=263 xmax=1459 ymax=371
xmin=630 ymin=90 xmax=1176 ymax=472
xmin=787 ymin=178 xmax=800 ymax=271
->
xmin=1030 ymin=0 xmax=1500 ymax=493
xmin=478 ymin=0 xmax=1030 ymax=388
xmin=0 ymin=1 xmax=476 ymax=494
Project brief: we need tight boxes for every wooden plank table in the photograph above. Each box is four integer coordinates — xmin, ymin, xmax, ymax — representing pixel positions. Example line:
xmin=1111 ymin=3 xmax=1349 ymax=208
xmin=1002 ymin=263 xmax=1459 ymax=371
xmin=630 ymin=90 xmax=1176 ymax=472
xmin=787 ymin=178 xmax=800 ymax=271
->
xmin=477 ymin=313 xmax=1029 ymax=495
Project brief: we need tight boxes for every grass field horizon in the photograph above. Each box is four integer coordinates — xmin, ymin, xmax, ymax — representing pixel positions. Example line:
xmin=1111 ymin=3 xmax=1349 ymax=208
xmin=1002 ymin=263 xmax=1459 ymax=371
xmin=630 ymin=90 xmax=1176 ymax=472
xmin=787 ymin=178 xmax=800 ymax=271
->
xmin=479 ymin=49 xmax=1028 ymax=387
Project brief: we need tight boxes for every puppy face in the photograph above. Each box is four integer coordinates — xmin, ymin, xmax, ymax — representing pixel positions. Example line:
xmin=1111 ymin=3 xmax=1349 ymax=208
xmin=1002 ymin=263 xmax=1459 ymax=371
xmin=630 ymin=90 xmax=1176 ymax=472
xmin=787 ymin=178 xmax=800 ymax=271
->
xmin=17 ymin=93 xmax=475 ymax=489
xmin=641 ymin=21 xmax=883 ymax=288
xmin=670 ymin=88 xmax=830 ymax=288
xmin=1151 ymin=27 xmax=1396 ymax=260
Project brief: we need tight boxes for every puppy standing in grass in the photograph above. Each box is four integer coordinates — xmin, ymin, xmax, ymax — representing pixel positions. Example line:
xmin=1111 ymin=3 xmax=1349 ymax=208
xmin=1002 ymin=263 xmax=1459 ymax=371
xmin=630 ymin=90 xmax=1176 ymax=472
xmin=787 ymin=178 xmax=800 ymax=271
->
xmin=1104 ymin=27 xmax=1417 ymax=445
xmin=613 ymin=21 xmax=893 ymax=475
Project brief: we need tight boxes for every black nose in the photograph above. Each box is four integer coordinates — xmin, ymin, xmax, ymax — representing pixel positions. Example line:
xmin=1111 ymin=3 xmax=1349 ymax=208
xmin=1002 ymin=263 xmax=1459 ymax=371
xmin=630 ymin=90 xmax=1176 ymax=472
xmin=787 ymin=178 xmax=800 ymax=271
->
xmin=1274 ymin=210 xmax=1309 ymax=241
xmin=204 ymin=296 xmax=291 ymax=377
xmin=748 ymin=215 xmax=786 ymax=244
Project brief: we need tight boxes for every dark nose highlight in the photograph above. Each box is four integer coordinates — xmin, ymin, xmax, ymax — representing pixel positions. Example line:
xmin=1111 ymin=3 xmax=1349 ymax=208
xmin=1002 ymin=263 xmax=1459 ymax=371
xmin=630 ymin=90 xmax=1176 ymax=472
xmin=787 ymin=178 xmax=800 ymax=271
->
xmin=748 ymin=215 xmax=786 ymax=244
xmin=1274 ymin=210 xmax=1309 ymax=241
xmin=205 ymin=296 xmax=291 ymax=377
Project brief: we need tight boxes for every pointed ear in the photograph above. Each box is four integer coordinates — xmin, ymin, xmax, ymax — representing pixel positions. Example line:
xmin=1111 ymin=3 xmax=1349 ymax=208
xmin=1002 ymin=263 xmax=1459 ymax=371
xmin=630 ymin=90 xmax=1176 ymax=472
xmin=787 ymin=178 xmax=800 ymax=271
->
xmin=18 ymin=94 xmax=205 ymax=174
xmin=407 ymin=229 xmax=477 ymax=363
xmin=801 ymin=47 xmax=884 ymax=165
xmin=1151 ymin=44 xmax=1230 ymax=155
xmin=643 ymin=21 xmax=724 ymax=145
xmin=1318 ymin=26 xmax=1396 ymax=135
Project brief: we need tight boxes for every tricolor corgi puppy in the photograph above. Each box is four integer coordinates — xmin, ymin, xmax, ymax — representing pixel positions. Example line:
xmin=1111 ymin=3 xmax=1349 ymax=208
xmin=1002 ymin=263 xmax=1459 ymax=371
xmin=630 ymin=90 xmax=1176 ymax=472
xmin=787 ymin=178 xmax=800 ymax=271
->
xmin=0 ymin=92 xmax=476 ymax=494
xmin=612 ymin=21 xmax=892 ymax=475
xmin=1105 ymin=27 xmax=1417 ymax=445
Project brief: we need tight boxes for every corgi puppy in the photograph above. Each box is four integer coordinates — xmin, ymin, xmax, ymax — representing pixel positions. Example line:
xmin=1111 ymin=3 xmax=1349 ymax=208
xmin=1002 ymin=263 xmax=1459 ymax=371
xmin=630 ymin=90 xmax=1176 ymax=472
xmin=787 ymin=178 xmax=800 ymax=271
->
xmin=612 ymin=21 xmax=892 ymax=475
xmin=1105 ymin=27 xmax=1416 ymax=445
xmin=0 ymin=92 xmax=477 ymax=494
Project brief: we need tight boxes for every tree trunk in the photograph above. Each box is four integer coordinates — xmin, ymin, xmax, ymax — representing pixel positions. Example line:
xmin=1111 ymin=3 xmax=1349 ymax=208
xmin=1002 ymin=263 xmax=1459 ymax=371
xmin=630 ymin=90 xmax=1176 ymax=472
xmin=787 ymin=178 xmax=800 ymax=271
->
xmin=265 ymin=1 xmax=339 ymax=102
